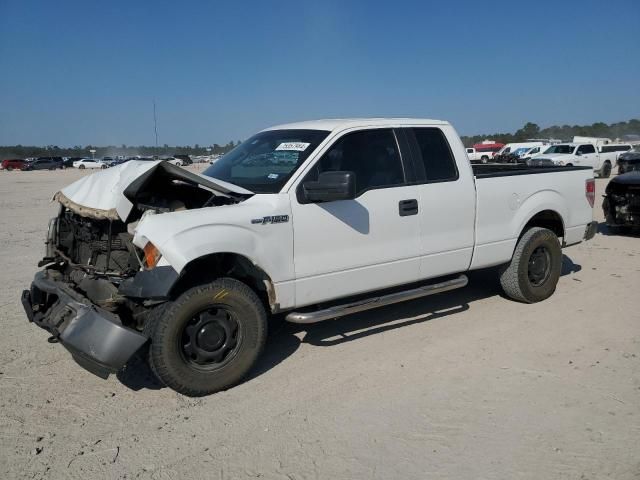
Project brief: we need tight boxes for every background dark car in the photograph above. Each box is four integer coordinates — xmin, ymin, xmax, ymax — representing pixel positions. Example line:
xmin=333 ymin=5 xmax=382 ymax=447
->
xmin=602 ymin=171 xmax=640 ymax=231
xmin=65 ymin=157 xmax=85 ymax=168
xmin=24 ymin=157 xmax=63 ymax=171
xmin=1 ymin=159 xmax=27 ymax=170
xmin=617 ymin=147 xmax=640 ymax=174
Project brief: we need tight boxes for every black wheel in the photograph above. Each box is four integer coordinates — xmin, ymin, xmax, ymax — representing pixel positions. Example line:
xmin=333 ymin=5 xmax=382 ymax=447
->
xmin=565 ymin=163 xmax=573 ymax=167
xmin=600 ymin=161 xmax=611 ymax=178
xmin=101 ymin=164 xmax=107 ymax=169
xmin=6 ymin=167 xmax=13 ymax=172
xmin=146 ymin=278 xmax=267 ymax=396
xmin=499 ymin=227 xmax=562 ymax=303
xmin=481 ymin=155 xmax=489 ymax=164
xmin=79 ymin=164 xmax=85 ymax=169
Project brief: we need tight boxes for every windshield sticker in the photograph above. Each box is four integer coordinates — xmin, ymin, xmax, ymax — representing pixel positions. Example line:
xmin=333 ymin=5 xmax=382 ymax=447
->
xmin=267 ymin=173 xmax=279 ymax=179
xmin=275 ymin=142 xmax=310 ymax=152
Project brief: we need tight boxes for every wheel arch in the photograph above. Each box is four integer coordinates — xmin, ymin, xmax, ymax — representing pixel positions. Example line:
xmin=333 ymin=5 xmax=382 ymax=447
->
xmin=171 ymin=252 xmax=278 ymax=313
xmin=519 ymin=209 xmax=565 ymax=241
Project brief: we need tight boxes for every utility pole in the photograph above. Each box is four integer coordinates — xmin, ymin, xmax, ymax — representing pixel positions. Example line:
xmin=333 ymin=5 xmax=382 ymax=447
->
xmin=153 ymin=99 xmax=159 ymax=148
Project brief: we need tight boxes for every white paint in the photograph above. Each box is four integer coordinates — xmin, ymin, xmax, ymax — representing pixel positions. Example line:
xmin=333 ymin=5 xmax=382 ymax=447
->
xmin=56 ymin=118 xmax=595 ymax=312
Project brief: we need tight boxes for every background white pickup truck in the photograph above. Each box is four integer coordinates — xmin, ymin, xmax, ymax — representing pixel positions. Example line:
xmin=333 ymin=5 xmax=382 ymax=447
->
xmin=529 ymin=142 xmax=613 ymax=177
xmin=23 ymin=118 xmax=597 ymax=396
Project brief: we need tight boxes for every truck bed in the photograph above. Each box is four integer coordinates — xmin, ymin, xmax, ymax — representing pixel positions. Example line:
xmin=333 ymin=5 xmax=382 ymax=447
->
xmin=472 ymin=163 xmax=592 ymax=178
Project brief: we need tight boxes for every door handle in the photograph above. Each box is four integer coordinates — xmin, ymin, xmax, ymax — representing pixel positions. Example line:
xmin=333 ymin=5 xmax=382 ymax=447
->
xmin=399 ymin=199 xmax=418 ymax=216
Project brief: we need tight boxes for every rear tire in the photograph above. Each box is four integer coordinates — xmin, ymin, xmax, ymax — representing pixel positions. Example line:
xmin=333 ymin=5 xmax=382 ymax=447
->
xmin=79 ymin=165 xmax=85 ymax=169
xmin=499 ymin=227 xmax=562 ymax=303
xmin=146 ymin=278 xmax=268 ymax=396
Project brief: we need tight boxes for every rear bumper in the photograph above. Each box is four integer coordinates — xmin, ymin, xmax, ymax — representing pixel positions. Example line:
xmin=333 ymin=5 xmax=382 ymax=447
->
xmin=584 ymin=221 xmax=597 ymax=241
xmin=22 ymin=270 xmax=148 ymax=378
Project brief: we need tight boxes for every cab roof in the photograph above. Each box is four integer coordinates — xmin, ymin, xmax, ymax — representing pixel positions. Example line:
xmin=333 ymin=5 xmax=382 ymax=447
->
xmin=263 ymin=118 xmax=449 ymax=133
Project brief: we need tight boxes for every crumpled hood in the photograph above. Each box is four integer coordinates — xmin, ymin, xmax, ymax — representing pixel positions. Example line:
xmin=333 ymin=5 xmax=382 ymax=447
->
xmin=54 ymin=161 xmax=253 ymax=221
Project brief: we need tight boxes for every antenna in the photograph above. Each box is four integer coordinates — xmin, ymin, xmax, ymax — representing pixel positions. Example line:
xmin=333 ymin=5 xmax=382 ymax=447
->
xmin=153 ymin=99 xmax=159 ymax=147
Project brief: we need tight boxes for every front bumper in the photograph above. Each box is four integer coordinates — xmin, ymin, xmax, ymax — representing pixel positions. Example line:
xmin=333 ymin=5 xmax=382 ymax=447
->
xmin=22 ymin=270 xmax=148 ymax=378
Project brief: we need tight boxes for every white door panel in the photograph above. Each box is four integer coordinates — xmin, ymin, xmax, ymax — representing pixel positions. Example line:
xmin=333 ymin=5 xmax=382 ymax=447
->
xmin=291 ymin=185 xmax=421 ymax=306
xmin=417 ymin=180 xmax=476 ymax=278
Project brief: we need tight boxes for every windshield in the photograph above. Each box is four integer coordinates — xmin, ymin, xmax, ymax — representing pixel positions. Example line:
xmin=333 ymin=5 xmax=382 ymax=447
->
xmin=203 ymin=129 xmax=329 ymax=193
xmin=544 ymin=145 xmax=574 ymax=154
xmin=513 ymin=147 xmax=529 ymax=156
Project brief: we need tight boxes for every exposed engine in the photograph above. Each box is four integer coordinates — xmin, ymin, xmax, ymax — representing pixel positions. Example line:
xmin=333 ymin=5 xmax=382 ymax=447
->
xmin=55 ymin=211 xmax=138 ymax=274
xmin=40 ymin=162 xmax=249 ymax=323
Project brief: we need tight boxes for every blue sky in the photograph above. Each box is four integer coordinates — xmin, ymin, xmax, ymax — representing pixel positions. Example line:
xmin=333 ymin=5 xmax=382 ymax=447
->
xmin=1 ymin=0 xmax=638 ymax=146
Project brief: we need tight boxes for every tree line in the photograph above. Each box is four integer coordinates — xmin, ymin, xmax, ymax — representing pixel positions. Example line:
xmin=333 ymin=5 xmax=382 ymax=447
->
xmin=0 ymin=141 xmax=240 ymax=160
xmin=461 ymin=119 xmax=640 ymax=147
xmin=2 ymin=118 xmax=639 ymax=159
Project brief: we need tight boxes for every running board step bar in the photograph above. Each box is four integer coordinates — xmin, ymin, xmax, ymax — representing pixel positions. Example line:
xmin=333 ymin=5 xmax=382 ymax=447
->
xmin=285 ymin=274 xmax=468 ymax=324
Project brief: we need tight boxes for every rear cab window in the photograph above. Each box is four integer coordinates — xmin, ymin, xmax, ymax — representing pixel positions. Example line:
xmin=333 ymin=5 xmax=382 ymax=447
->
xmin=577 ymin=144 xmax=595 ymax=154
xmin=404 ymin=127 xmax=459 ymax=183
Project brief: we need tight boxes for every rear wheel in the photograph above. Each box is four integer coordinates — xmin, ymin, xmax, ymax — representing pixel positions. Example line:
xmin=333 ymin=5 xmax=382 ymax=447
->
xmin=146 ymin=278 xmax=268 ymax=396
xmin=499 ymin=227 xmax=562 ymax=303
xmin=79 ymin=164 xmax=85 ymax=169
xmin=565 ymin=163 xmax=573 ymax=167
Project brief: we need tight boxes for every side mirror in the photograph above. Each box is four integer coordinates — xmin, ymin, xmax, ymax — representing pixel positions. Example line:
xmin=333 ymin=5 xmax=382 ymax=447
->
xmin=303 ymin=171 xmax=356 ymax=202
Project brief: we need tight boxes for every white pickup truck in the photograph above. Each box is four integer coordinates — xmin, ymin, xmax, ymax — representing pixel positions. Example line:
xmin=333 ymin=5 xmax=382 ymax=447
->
xmin=529 ymin=142 xmax=613 ymax=178
xmin=22 ymin=118 xmax=597 ymax=396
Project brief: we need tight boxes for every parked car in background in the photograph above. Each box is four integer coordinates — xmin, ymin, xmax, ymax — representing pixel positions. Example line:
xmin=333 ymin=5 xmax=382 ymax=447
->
xmin=494 ymin=142 xmax=548 ymax=163
xmin=172 ymin=154 xmax=193 ymax=166
xmin=24 ymin=157 xmax=63 ymax=170
xmin=528 ymin=143 xmax=612 ymax=178
xmin=165 ymin=157 xmax=184 ymax=167
xmin=467 ymin=142 xmax=504 ymax=163
xmin=1 ymin=159 xmax=27 ymax=170
xmin=102 ymin=157 xmax=117 ymax=166
xmin=602 ymin=170 xmax=640 ymax=231
xmin=599 ymin=144 xmax=632 ymax=166
xmin=64 ymin=157 xmax=84 ymax=168
xmin=616 ymin=146 xmax=640 ymax=174
xmin=73 ymin=158 xmax=107 ymax=169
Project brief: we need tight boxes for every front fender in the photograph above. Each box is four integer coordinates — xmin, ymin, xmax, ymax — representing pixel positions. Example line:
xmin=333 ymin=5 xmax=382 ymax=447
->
xmin=132 ymin=194 xmax=295 ymax=284
xmin=160 ymin=223 xmax=294 ymax=283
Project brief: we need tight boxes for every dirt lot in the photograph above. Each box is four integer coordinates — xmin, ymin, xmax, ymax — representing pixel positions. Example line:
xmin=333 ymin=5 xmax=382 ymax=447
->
xmin=0 ymin=168 xmax=638 ymax=480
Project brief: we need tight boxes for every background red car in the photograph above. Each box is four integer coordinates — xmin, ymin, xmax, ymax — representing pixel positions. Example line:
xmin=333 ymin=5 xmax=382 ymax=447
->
xmin=1 ymin=159 xmax=27 ymax=170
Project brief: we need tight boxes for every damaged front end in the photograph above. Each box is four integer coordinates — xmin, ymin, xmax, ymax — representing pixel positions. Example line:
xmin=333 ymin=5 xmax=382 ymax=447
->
xmin=602 ymin=172 xmax=640 ymax=229
xmin=22 ymin=161 xmax=252 ymax=378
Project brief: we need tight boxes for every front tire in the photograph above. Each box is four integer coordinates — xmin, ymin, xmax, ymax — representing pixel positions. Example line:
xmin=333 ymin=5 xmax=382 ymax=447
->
xmin=79 ymin=165 xmax=85 ymax=169
xmin=499 ymin=227 xmax=562 ymax=303
xmin=146 ymin=278 xmax=268 ymax=396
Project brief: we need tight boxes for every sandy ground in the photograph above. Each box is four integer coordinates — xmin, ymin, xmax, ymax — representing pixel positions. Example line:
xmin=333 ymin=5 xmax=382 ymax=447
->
xmin=0 ymin=166 xmax=638 ymax=480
